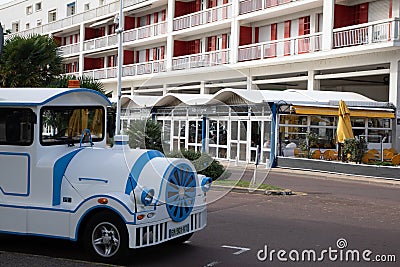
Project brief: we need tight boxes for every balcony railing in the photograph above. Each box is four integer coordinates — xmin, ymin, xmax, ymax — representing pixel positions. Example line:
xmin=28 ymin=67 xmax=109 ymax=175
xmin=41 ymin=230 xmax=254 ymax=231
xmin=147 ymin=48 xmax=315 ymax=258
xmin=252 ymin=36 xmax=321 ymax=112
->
xmin=83 ymin=34 xmax=118 ymax=51
xmin=173 ymin=4 xmax=232 ymax=31
xmin=5 ymin=0 xmax=150 ymax=38
xmin=333 ymin=19 xmax=399 ymax=48
xmin=59 ymin=43 xmax=80 ymax=55
xmin=82 ymin=60 xmax=166 ymax=79
xmin=123 ymin=21 xmax=167 ymax=42
xmin=172 ymin=49 xmax=230 ymax=70
xmin=238 ymin=33 xmax=322 ymax=62
xmin=83 ymin=66 xmax=118 ymax=80
xmin=122 ymin=60 xmax=167 ymax=76
xmin=239 ymin=0 xmax=295 ymax=15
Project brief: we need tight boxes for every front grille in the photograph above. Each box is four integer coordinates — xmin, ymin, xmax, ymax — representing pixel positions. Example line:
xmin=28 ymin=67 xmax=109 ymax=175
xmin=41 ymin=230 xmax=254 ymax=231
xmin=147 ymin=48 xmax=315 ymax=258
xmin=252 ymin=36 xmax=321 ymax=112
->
xmin=132 ymin=210 xmax=205 ymax=248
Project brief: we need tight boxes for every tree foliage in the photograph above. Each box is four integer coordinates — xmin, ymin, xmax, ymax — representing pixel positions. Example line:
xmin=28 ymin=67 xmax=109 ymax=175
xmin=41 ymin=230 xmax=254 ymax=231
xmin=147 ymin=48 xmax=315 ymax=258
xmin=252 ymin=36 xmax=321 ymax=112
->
xmin=127 ymin=119 xmax=162 ymax=152
xmin=0 ymin=34 xmax=62 ymax=87
xmin=49 ymin=74 xmax=109 ymax=96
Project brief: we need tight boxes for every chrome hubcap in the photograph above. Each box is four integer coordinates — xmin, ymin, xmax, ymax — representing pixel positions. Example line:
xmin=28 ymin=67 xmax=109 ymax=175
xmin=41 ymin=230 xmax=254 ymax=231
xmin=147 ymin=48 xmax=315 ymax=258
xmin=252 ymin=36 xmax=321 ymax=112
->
xmin=92 ymin=222 xmax=120 ymax=257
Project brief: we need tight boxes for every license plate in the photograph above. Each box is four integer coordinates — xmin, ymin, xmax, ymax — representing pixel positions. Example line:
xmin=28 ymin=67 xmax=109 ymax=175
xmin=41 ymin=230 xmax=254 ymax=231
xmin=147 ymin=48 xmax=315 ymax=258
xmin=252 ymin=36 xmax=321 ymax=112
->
xmin=169 ymin=224 xmax=189 ymax=238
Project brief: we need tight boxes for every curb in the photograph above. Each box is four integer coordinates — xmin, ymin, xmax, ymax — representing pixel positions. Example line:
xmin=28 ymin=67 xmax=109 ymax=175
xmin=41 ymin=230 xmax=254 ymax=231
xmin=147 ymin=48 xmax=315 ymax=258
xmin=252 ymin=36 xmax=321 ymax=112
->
xmin=211 ymin=185 xmax=295 ymax=196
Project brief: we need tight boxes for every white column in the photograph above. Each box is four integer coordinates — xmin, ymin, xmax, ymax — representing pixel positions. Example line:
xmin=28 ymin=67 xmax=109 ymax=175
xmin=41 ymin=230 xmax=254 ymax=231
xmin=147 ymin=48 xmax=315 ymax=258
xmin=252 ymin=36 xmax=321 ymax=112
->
xmin=230 ymin=0 xmax=239 ymax=64
xmin=322 ymin=0 xmax=334 ymax=51
xmin=389 ymin=60 xmax=400 ymax=152
xmin=393 ymin=0 xmax=400 ymax=18
xmin=307 ymin=70 xmax=320 ymax=91
xmin=166 ymin=0 xmax=175 ymax=71
xmin=79 ymin=23 xmax=85 ymax=76
xmin=163 ymin=84 xmax=168 ymax=95
xmin=200 ymin=81 xmax=207 ymax=94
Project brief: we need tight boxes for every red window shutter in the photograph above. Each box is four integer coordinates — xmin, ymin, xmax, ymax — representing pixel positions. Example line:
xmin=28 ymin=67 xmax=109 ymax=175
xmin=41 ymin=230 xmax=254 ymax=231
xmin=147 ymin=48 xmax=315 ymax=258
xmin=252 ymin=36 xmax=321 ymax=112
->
xmin=146 ymin=49 xmax=150 ymax=62
xmin=271 ymin=23 xmax=277 ymax=40
xmin=162 ymin=10 xmax=166 ymax=21
xmin=222 ymin=34 xmax=228 ymax=49
xmin=284 ymin=21 xmax=291 ymax=56
xmin=137 ymin=17 xmax=141 ymax=28
xmin=154 ymin=12 xmax=158 ymax=23
xmin=254 ymin=27 xmax=259 ymax=43
xmin=153 ymin=48 xmax=157 ymax=60
xmin=161 ymin=46 xmax=165 ymax=59
xmin=136 ymin=51 xmax=140 ymax=63
xmin=299 ymin=17 xmax=305 ymax=36
xmin=146 ymin=14 xmax=151 ymax=26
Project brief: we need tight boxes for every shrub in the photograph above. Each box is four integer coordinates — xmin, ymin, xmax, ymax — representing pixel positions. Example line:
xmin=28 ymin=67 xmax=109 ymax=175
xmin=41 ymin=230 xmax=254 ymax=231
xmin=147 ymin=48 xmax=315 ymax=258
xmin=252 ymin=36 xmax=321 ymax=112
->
xmin=166 ymin=149 xmax=230 ymax=180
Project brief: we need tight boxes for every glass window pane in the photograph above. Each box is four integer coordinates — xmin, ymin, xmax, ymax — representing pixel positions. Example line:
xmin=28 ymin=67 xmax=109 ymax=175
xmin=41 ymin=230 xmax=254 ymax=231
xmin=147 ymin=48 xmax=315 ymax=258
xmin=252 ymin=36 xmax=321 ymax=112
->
xmin=310 ymin=116 xmax=336 ymax=126
xmin=240 ymin=121 xmax=247 ymax=141
xmin=351 ymin=117 xmax=365 ymax=127
xmin=368 ymin=118 xmax=391 ymax=129
xmin=231 ymin=121 xmax=238 ymax=140
xmin=0 ymin=108 xmax=34 ymax=146
xmin=280 ymin=115 xmax=307 ymax=125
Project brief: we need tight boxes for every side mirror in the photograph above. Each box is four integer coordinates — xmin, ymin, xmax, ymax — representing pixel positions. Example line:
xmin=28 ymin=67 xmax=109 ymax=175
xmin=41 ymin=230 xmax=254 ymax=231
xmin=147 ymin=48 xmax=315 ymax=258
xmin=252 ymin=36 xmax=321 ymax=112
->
xmin=107 ymin=107 xmax=116 ymax=138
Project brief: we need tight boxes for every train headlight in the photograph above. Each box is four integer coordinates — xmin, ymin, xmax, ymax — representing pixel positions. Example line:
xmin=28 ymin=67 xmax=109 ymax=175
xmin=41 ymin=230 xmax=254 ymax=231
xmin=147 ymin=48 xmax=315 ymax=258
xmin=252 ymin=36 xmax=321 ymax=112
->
xmin=141 ymin=189 xmax=155 ymax=206
xmin=201 ymin=177 xmax=212 ymax=193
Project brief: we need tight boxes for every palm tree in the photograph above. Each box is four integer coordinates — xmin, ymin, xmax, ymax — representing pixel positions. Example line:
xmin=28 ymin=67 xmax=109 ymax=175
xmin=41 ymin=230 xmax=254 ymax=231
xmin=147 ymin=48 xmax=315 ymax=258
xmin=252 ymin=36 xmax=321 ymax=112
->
xmin=0 ymin=34 xmax=62 ymax=87
xmin=49 ymin=75 xmax=110 ymax=97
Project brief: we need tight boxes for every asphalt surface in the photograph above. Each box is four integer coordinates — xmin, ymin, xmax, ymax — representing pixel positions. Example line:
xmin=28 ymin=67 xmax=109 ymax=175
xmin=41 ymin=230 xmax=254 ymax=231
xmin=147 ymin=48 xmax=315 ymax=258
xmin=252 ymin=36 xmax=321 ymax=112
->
xmin=0 ymin=168 xmax=399 ymax=267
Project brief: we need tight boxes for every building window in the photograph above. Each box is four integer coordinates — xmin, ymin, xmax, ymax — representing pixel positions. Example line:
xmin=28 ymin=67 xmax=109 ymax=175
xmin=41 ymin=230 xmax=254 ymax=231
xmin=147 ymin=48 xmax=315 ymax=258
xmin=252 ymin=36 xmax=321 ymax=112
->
xmin=25 ymin=23 xmax=30 ymax=30
xmin=67 ymin=2 xmax=76 ymax=16
xmin=99 ymin=0 xmax=105 ymax=6
xmin=84 ymin=3 xmax=90 ymax=11
xmin=26 ymin=5 xmax=33 ymax=15
xmin=37 ymin=19 xmax=42 ymax=26
xmin=48 ymin=9 xmax=57 ymax=22
xmin=35 ymin=2 xmax=42 ymax=11
xmin=12 ymin=22 xmax=19 ymax=33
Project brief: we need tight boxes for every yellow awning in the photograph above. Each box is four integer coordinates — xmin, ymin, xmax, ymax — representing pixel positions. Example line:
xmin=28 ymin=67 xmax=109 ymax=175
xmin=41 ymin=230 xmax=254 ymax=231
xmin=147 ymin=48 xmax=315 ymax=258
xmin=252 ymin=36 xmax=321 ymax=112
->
xmin=292 ymin=106 xmax=394 ymax=118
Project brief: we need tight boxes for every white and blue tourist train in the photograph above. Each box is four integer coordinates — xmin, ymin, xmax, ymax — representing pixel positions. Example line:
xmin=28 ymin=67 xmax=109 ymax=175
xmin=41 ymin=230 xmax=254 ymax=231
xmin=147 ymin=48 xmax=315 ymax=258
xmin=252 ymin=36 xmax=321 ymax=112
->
xmin=0 ymin=88 xmax=211 ymax=262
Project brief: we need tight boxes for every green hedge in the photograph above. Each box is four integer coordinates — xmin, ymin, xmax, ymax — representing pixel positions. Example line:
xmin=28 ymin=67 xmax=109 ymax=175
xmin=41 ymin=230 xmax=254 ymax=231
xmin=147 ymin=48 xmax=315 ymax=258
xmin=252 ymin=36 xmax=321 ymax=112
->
xmin=166 ymin=149 xmax=230 ymax=180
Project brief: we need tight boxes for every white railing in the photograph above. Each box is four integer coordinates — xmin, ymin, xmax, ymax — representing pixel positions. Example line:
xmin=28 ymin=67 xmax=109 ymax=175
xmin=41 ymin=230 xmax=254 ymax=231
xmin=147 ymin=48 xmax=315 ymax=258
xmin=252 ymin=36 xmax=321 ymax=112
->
xmin=238 ymin=33 xmax=322 ymax=61
xmin=122 ymin=60 xmax=167 ymax=76
xmin=333 ymin=19 xmax=400 ymax=48
xmin=123 ymin=21 xmax=167 ymax=42
xmin=239 ymin=0 xmax=295 ymax=15
xmin=5 ymin=0 xmax=150 ymax=38
xmin=173 ymin=4 xmax=232 ymax=31
xmin=59 ymin=43 xmax=80 ymax=55
xmin=83 ymin=34 xmax=118 ymax=51
xmin=172 ymin=49 xmax=230 ymax=70
xmin=83 ymin=66 xmax=118 ymax=80
xmin=82 ymin=60 xmax=166 ymax=79
xmin=63 ymin=72 xmax=80 ymax=77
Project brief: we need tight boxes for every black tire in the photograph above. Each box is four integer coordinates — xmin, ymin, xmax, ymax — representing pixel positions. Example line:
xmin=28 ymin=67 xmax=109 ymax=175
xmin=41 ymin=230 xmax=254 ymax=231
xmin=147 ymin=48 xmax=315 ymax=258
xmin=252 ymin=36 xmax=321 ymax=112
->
xmin=168 ymin=233 xmax=194 ymax=245
xmin=83 ymin=210 xmax=129 ymax=264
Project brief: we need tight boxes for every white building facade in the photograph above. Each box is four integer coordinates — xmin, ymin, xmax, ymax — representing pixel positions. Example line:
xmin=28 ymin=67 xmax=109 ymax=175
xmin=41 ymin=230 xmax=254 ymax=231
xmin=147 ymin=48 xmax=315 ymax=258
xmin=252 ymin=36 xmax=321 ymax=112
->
xmin=1 ymin=0 xmax=400 ymax=163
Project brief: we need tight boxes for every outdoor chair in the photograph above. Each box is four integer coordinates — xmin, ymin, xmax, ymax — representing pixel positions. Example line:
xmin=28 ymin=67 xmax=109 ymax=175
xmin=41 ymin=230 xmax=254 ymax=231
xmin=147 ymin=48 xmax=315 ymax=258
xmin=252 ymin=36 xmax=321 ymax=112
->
xmin=322 ymin=150 xmax=337 ymax=160
xmin=383 ymin=151 xmax=394 ymax=162
xmin=391 ymin=154 xmax=400 ymax=166
xmin=311 ymin=150 xmax=321 ymax=159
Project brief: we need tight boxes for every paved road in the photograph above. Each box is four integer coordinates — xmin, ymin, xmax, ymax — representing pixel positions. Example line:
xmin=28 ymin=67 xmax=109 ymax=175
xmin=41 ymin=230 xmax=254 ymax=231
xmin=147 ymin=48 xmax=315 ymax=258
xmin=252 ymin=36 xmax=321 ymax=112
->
xmin=0 ymin=169 xmax=399 ymax=267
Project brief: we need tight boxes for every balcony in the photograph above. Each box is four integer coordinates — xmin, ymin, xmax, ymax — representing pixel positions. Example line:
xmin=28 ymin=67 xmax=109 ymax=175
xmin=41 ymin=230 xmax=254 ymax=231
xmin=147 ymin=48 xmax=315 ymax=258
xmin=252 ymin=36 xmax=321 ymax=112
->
xmin=83 ymin=34 xmax=118 ymax=51
xmin=123 ymin=21 xmax=167 ymax=43
xmin=122 ymin=60 xmax=167 ymax=76
xmin=82 ymin=60 xmax=166 ymax=79
xmin=5 ymin=0 xmax=150 ymax=38
xmin=333 ymin=19 xmax=400 ymax=49
xmin=238 ymin=33 xmax=322 ymax=62
xmin=173 ymin=4 xmax=232 ymax=31
xmin=172 ymin=49 xmax=230 ymax=70
xmin=239 ymin=0 xmax=295 ymax=15
xmin=59 ymin=43 xmax=80 ymax=56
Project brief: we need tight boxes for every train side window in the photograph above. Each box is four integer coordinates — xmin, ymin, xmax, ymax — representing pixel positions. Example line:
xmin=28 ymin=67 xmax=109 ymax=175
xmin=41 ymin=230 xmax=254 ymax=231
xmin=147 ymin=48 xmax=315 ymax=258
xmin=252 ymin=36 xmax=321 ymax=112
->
xmin=0 ymin=108 xmax=35 ymax=146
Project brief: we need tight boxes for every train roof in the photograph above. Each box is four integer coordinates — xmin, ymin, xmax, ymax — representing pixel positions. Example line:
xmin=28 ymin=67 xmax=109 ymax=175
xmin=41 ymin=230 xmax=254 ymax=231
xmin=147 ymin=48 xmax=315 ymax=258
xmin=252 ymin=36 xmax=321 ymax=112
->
xmin=0 ymin=88 xmax=111 ymax=107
